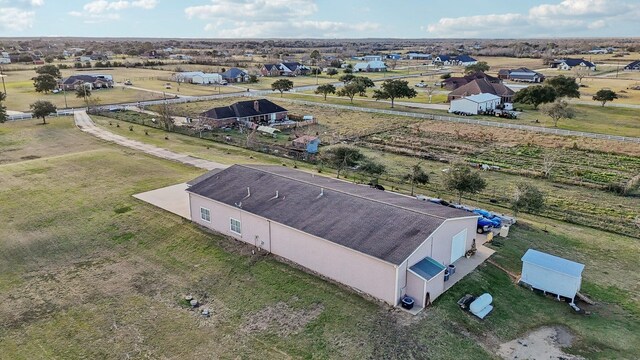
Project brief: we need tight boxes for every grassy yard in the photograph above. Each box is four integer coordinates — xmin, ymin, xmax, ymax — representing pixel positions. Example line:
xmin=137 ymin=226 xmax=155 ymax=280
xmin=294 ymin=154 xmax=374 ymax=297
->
xmin=1 ymin=118 xmax=638 ymax=358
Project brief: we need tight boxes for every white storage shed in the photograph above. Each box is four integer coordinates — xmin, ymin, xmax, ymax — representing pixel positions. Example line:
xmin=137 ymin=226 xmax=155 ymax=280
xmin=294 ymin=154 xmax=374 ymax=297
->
xmin=520 ymin=249 xmax=585 ymax=301
xmin=449 ymin=93 xmax=501 ymax=115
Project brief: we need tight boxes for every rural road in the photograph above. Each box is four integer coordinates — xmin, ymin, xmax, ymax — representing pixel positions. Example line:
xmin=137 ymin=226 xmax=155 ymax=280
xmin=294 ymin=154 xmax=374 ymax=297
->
xmin=74 ymin=111 xmax=227 ymax=170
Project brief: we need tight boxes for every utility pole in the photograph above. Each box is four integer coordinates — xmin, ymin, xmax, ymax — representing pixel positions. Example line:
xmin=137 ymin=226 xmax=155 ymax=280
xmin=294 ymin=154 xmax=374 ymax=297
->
xmin=0 ymin=66 xmax=6 ymax=95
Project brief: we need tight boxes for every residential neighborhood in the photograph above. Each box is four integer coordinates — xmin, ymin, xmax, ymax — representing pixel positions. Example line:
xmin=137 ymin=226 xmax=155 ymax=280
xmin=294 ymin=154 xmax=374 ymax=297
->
xmin=0 ymin=1 xmax=639 ymax=359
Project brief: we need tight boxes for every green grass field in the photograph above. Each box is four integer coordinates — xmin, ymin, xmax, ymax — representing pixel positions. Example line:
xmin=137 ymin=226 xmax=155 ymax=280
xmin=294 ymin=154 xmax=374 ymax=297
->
xmin=0 ymin=117 xmax=638 ymax=359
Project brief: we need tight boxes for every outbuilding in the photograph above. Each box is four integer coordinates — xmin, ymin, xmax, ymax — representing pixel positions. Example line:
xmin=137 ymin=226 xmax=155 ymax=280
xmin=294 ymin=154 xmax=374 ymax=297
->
xmin=520 ymin=249 xmax=585 ymax=303
xmin=187 ymin=165 xmax=482 ymax=312
xmin=449 ymin=93 xmax=501 ymax=115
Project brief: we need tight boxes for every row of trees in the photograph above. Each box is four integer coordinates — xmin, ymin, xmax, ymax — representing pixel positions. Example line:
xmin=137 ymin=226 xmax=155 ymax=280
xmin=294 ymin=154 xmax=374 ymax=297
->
xmin=321 ymin=146 xmax=545 ymax=215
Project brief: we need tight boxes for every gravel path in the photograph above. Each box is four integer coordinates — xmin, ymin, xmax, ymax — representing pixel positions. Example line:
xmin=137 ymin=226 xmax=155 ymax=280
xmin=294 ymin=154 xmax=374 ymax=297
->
xmin=74 ymin=111 xmax=227 ymax=171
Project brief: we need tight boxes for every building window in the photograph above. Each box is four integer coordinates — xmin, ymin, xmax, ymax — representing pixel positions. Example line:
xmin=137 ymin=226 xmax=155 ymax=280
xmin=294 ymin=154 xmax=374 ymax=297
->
xmin=200 ymin=207 xmax=211 ymax=223
xmin=230 ymin=218 xmax=241 ymax=234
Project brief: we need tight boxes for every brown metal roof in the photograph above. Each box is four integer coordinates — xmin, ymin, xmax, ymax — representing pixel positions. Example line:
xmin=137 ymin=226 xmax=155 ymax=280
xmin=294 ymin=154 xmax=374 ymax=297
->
xmin=187 ymin=165 xmax=476 ymax=265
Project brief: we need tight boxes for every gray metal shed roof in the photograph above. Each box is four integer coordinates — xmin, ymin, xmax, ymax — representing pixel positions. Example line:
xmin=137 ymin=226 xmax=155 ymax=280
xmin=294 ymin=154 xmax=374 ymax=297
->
xmin=521 ymin=249 xmax=585 ymax=278
xmin=187 ymin=165 xmax=476 ymax=265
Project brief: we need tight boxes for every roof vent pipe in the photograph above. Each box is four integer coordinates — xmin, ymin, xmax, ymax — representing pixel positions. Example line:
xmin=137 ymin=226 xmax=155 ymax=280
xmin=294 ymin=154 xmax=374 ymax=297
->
xmin=270 ymin=190 xmax=279 ymax=200
xmin=244 ymin=187 xmax=251 ymax=199
xmin=316 ymin=188 xmax=324 ymax=199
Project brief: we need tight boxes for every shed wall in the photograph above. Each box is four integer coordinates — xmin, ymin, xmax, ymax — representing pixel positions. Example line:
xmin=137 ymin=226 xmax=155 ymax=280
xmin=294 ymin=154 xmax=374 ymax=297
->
xmin=521 ymin=262 xmax=581 ymax=298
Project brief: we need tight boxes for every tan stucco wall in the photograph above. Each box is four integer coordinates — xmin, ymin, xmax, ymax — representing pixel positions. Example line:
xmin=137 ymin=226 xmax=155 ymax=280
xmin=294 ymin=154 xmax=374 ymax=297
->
xmin=189 ymin=193 xmax=398 ymax=305
xmin=405 ymin=271 xmax=426 ymax=308
xmin=425 ymin=271 xmax=446 ymax=303
xmin=397 ymin=217 xmax=477 ymax=303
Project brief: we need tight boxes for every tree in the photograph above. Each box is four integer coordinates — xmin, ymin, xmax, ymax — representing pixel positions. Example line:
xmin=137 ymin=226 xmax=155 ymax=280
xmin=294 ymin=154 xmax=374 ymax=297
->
xmin=315 ymin=84 xmax=336 ymax=100
xmin=403 ymin=162 xmax=430 ymax=196
xmin=592 ymin=89 xmax=618 ymax=107
xmin=76 ymin=85 xmax=91 ymax=108
xmin=513 ymin=85 xmax=557 ymax=109
xmin=30 ymin=100 xmax=57 ymax=124
xmin=540 ymin=99 xmax=575 ymax=127
xmin=326 ymin=68 xmax=338 ymax=77
xmin=359 ymin=159 xmax=386 ymax=182
xmin=442 ymin=163 xmax=487 ymax=203
xmin=36 ymin=64 xmax=62 ymax=79
xmin=546 ymin=75 xmax=580 ymax=98
xmin=343 ymin=68 xmax=353 ymax=74
xmin=339 ymin=74 xmax=355 ymax=84
xmin=464 ymin=61 xmax=490 ymax=74
xmin=0 ymin=91 xmax=7 ymax=123
xmin=321 ymin=146 xmax=364 ymax=178
xmin=511 ymin=182 xmax=545 ymax=216
xmin=372 ymin=79 xmax=417 ymax=108
xmin=574 ymin=66 xmax=590 ymax=84
xmin=33 ymin=74 xmax=57 ymax=93
xmin=271 ymin=78 xmax=293 ymax=97
xmin=310 ymin=49 xmax=321 ymax=84
xmin=248 ymin=74 xmax=258 ymax=83
xmin=44 ymin=55 xmax=55 ymax=63
xmin=335 ymin=76 xmax=374 ymax=103
xmin=157 ymin=102 xmax=175 ymax=131
xmin=440 ymin=73 xmax=451 ymax=80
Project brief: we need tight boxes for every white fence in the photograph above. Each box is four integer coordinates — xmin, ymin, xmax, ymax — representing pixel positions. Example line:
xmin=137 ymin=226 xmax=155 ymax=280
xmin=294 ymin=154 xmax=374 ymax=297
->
xmin=7 ymin=89 xmax=640 ymax=144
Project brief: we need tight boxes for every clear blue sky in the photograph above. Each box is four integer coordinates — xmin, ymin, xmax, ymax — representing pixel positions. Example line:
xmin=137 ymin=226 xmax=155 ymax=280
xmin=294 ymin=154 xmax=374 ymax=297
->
xmin=1 ymin=0 xmax=638 ymax=38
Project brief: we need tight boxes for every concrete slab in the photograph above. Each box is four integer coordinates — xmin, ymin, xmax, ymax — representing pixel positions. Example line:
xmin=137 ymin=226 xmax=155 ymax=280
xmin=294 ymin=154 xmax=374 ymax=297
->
xmin=133 ymin=183 xmax=190 ymax=219
xmin=445 ymin=244 xmax=495 ymax=292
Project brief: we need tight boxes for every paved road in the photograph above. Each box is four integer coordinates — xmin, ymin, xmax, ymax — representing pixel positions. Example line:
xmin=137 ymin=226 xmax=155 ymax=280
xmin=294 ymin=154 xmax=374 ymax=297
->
xmin=74 ymin=111 xmax=227 ymax=170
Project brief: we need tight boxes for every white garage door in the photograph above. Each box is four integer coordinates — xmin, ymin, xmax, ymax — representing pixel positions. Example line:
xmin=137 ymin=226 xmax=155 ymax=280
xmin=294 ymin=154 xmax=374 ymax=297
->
xmin=450 ymin=229 xmax=467 ymax=264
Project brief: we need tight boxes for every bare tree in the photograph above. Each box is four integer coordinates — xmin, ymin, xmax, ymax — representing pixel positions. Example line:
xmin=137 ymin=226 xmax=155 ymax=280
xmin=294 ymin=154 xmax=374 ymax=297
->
xmin=542 ymin=153 xmax=556 ymax=178
xmin=574 ymin=66 xmax=590 ymax=84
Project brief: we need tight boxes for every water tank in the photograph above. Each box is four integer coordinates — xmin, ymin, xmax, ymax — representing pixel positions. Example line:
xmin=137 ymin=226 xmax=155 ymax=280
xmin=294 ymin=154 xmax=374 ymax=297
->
xmin=470 ymin=293 xmax=493 ymax=314
xmin=500 ymin=225 xmax=510 ymax=237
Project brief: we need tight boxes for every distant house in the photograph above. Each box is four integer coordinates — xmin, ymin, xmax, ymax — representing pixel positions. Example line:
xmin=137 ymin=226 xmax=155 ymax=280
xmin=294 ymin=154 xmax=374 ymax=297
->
xmin=551 ymin=58 xmax=596 ymax=71
xmin=386 ymin=54 xmax=402 ymax=60
xmin=174 ymin=71 xmax=204 ymax=83
xmin=0 ymin=57 xmax=10 ymax=64
xmin=191 ymin=73 xmax=224 ymax=85
xmin=59 ymin=75 xmax=114 ymax=91
xmin=78 ymin=56 xmax=92 ymax=62
xmin=623 ymin=60 xmax=640 ymax=71
xmin=199 ymin=99 xmax=288 ymax=128
xmin=406 ymin=53 xmax=432 ymax=60
xmin=363 ymin=55 xmax=383 ymax=62
xmin=222 ymin=68 xmax=250 ymax=83
xmin=433 ymin=55 xmax=477 ymax=66
xmin=442 ymin=72 xmax=501 ymax=91
xmin=455 ymin=55 xmax=478 ymax=67
xmin=261 ymin=64 xmax=281 ymax=77
xmin=449 ymin=93 xmax=501 ymax=115
xmin=498 ymin=68 xmax=545 ymax=83
xmin=280 ymin=62 xmax=310 ymax=76
xmin=292 ymin=135 xmax=320 ymax=154
xmin=353 ymin=60 xmax=387 ymax=72
xmin=447 ymin=78 xmax=515 ymax=103
xmin=169 ymin=54 xmax=193 ymax=61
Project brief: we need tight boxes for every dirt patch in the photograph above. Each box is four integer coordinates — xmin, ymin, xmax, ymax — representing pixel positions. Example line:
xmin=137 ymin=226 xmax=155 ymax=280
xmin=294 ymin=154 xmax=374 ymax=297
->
xmin=498 ymin=326 xmax=584 ymax=360
xmin=240 ymin=301 xmax=324 ymax=336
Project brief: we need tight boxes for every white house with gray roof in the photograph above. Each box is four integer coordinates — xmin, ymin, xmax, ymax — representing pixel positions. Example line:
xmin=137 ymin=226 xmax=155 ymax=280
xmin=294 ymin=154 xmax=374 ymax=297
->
xmin=186 ymin=165 xmax=482 ymax=311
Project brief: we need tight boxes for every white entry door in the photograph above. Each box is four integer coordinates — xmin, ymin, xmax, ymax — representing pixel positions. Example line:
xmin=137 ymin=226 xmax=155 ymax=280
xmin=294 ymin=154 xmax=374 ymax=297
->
xmin=450 ymin=229 xmax=467 ymax=264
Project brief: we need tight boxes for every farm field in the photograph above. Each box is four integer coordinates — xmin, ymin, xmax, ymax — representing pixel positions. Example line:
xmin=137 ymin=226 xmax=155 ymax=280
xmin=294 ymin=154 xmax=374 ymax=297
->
xmin=1 ymin=117 xmax=638 ymax=359
xmin=277 ymin=91 xmax=640 ymax=138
